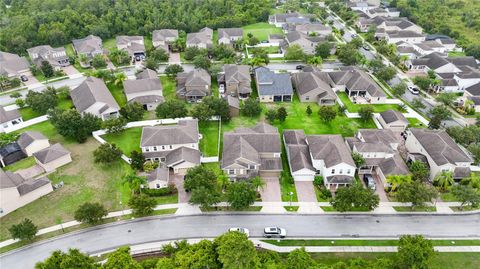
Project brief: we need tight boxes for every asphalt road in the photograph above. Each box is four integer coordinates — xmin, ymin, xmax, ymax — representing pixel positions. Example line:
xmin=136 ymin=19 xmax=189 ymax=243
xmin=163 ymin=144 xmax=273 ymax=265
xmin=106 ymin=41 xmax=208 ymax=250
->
xmin=1 ymin=214 xmax=479 ymax=269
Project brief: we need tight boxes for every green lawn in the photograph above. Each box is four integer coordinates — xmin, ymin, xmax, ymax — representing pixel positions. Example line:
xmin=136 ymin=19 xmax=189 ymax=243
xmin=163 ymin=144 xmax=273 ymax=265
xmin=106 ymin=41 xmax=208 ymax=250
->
xmin=242 ymin=23 xmax=283 ymax=41
xmin=448 ymin=51 xmax=466 ymax=57
xmin=103 ymin=38 xmax=117 ymax=53
xmin=264 ymin=239 xmax=480 ymax=247
xmin=393 ymin=206 xmax=437 ymax=212
xmin=251 ymin=46 xmax=281 ymax=54
xmin=321 ymin=206 xmax=371 ymax=212
xmin=19 ymin=96 xmax=74 ymax=120
xmin=284 ymin=206 xmax=299 ymax=212
xmin=199 ymin=121 xmax=220 ymax=157
xmin=160 ymin=76 xmax=177 ymax=101
xmin=407 ymin=117 xmax=426 ymax=128
xmin=337 ymin=92 xmax=405 ymax=113
xmin=102 ymin=127 xmax=142 ymax=157
xmin=3 ymin=157 xmax=36 ymax=172
xmin=106 ymin=83 xmax=127 ymax=107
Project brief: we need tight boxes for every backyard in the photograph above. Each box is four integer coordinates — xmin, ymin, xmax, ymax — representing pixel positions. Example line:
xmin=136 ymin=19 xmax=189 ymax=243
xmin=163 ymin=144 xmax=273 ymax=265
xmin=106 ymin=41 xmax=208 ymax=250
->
xmin=337 ymin=92 xmax=405 ymax=113
xmin=107 ymin=82 xmax=127 ymax=107
xmin=159 ymin=76 xmax=177 ymax=101
xmin=19 ymin=95 xmax=74 ymax=121
xmin=242 ymin=23 xmax=283 ymax=41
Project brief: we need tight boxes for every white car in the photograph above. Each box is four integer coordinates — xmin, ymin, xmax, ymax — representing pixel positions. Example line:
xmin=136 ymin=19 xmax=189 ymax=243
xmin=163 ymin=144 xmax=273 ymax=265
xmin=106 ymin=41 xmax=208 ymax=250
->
xmin=407 ymin=85 xmax=420 ymax=95
xmin=229 ymin=227 xmax=250 ymax=237
xmin=219 ymin=84 xmax=225 ymax=94
xmin=263 ymin=227 xmax=286 ymax=238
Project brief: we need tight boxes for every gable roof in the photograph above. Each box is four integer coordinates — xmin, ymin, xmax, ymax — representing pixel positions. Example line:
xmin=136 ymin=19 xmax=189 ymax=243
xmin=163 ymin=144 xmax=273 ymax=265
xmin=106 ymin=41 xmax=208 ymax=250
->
xmin=0 ymin=51 xmax=30 ymax=76
xmin=33 ymin=143 xmax=70 ymax=164
xmin=140 ymin=119 xmax=199 ymax=147
xmin=0 ymin=170 xmax=51 ymax=195
xmin=292 ymin=71 xmax=336 ymax=100
xmin=124 ymin=69 xmax=163 ymax=94
xmin=306 ymin=135 xmax=355 ymax=167
xmin=254 ymin=67 xmax=293 ymax=96
xmin=147 ymin=167 xmax=169 ymax=183
xmin=328 ymin=68 xmax=385 ymax=97
xmin=410 ymin=128 xmax=473 ymax=166
xmin=226 ymin=95 xmax=240 ymax=109
xmin=70 ymin=77 xmax=120 ymax=114
xmin=295 ymin=23 xmax=331 ymax=33
xmin=465 ymin=82 xmax=480 ymax=96
xmin=152 ymin=29 xmax=179 ymax=42
xmin=218 ymin=28 xmax=243 ymax=39
xmin=72 ymin=35 xmax=102 ymax=55
xmin=222 ymin=64 xmax=252 ymax=94
xmin=446 ymin=56 xmax=478 ymax=69
xmin=283 ymin=130 xmax=315 ymax=173
xmin=17 ymin=131 xmax=48 ymax=149
xmin=165 ymin=146 xmax=201 ymax=166
xmin=0 ymin=105 xmax=21 ymax=124
xmin=186 ymin=28 xmax=213 ymax=46
xmin=379 ymin=109 xmax=408 ymax=124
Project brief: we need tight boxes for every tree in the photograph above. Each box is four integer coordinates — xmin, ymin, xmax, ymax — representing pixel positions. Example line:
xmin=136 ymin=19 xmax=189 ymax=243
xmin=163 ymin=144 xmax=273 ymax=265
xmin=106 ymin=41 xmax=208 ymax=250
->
xmin=391 ymin=82 xmax=406 ymax=96
xmin=102 ymin=117 xmax=127 ymax=133
xmin=265 ymin=109 xmax=277 ymax=123
xmin=109 ymin=49 xmax=131 ymax=66
xmin=93 ymin=143 xmax=123 ymax=163
xmin=193 ymin=55 xmax=211 ymax=70
xmin=184 ymin=47 xmax=206 ymax=61
xmin=306 ymin=105 xmax=312 ymax=116
xmin=337 ymin=43 xmax=364 ymax=65
xmin=226 ymin=181 xmax=257 ymax=210
xmin=174 ymin=240 xmax=219 ymax=269
xmin=285 ymin=44 xmax=306 ymax=60
xmin=318 ymin=105 xmax=336 ymax=122
xmin=215 ymin=231 xmax=259 ymax=269
xmin=40 ymin=61 xmax=54 ymax=78
xmin=130 ymin=150 xmax=145 ymax=171
xmin=201 ymin=96 xmax=230 ymax=121
xmin=91 ymin=55 xmax=107 ymax=69
xmin=248 ymin=36 xmax=260 ymax=46
xmin=191 ymin=102 xmax=215 ymax=122
xmin=409 ymin=161 xmax=430 ymax=182
xmin=330 ymin=182 xmax=380 ymax=211
xmin=165 ymin=64 xmax=184 ymax=78
xmin=123 ymin=174 xmax=147 ymax=195
xmin=250 ymin=176 xmax=265 ymax=192
xmin=103 ymin=247 xmax=141 ymax=269
xmin=465 ymin=44 xmax=480 ymax=59
xmin=413 ymin=76 xmax=432 ymax=92
xmin=148 ymin=48 xmax=169 ymax=62
xmin=386 ymin=175 xmax=413 ymax=192
xmin=184 ymin=166 xmax=221 ymax=207
xmin=25 ymin=87 xmax=58 ymax=114
xmin=119 ymin=102 xmax=145 ymax=121
xmin=241 ymin=98 xmax=262 ymax=117
xmin=35 ymin=249 xmax=97 ymax=269
xmin=217 ymin=173 xmax=230 ymax=192
xmin=144 ymin=58 xmax=160 ymax=70
xmin=451 ymin=184 xmax=480 ymax=209
xmin=0 ymin=133 xmax=19 ymax=147
xmin=396 ymin=235 xmax=435 ymax=269
xmin=411 ymin=98 xmax=426 ymax=110
xmin=375 ymin=66 xmax=396 ymax=82
xmin=286 ymin=247 xmax=315 ymax=269
xmin=48 ymin=108 xmax=102 ymax=143
xmin=433 ymin=171 xmax=454 ymax=191
xmin=307 ymin=56 xmax=322 ymax=66
xmin=250 ymin=48 xmax=269 ymax=66
xmin=114 ymin=72 xmax=127 ymax=86
xmin=128 ymin=194 xmax=156 ymax=216
xmin=74 ymin=202 xmax=108 ymax=225
xmin=351 ymin=152 xmax=365 ymax=168
xmin=396 ymin=181 xmax=438 ymax=208
xmin=435 ymin=92 xmax=458 ymax=106
xmin=315 ymin=42 xmax=332 ymax=58
xmin=9 ymin=218 xmax=38 ymax=241
xmin=429 ymin=105 xmax=451 ymax=129
xmin=156 ymin=99 xmax=188 ymax=119
xmin=358 ymin=105 xmax=374 ymax=122
xmin=277 ymin=107 xmax=288 ymax=122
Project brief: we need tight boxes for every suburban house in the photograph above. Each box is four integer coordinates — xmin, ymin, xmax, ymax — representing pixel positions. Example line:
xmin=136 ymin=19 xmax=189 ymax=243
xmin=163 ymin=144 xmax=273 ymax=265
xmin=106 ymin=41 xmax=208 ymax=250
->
xmin=0 ymin=105 xmax=22 ymax=133
xmin=17 ymin=131 xmax=50 ymax=156
xmin=292 ymin=23 xmax=332 ymax=36
xmin=186 ymin=27 xmax=213 ymax=49
xmin=360 ymin=7 xmax=400 ymax=18
xmin=358 ymin=16 xmax=422 ymax=34
xmin=147 ymin=166 xmax=170 ymax=189
xmin=411 ymin=41 xmax=448 ymax=56
xmin=152 ymin=29 xmax=179 ymax=51
xmin=291 ymin=71 xmax=337 ymax=105
xmin=140 ymin=119 xmax=201 ymax=174
xmin=346 ymin=129 xmax=410 ymax=184
xmin=328 ymin=67 xmax=386 ymax=104
xmin=33 ymin=143 xmax=72 ymax=172
xmin=379 ymin=30 xmax=425 ymax=44
xmin=221 ymin=123 xmax=282 ymax=179
xmin=27 ymin=45 xmax=70 ymax=70
xmin=124 ymin=68 xmax=164 ymax=110
xmin=284 ymin=31 xmax=325 ymax=54
xmin=407 ymin=52 xmax=476 ymax=74
xmin=269 ymin=12 xmax=308 ymax=28
xmin=462 ymin=82 xmax=480 ymax=112
xmin=254 ymin=67 xmax=293 ymax=102
xmin=425 ymin=35 xmax=458 ymax=52
xmin=0 ymin=143 xmax=27 ymax=167
xmin=283 ymin=130 xmax=316 ymax=181
xmin=116 ymin=35 xmax=145 ymax=59
xmin=218 ymin=28 xmax=243 ymax=46
xmin=225 ymin=95 xmax=240 ymax=117
xmin=0 ymin=51 xmax=30 ymax=78
xmin=269 ymin=34 xmax=285 ymax=44
xmin=0 ymin=170 xmax=53 ymax=217
xmin=72 ymin=35 xmax=103 ymax=67
xmin=347 ymin=0 xmax=380 ymax=12
xmin=377 ymin=109 xmax=409 ymax=132
xmin=70 ymin=76 xmax=120 ymax=120
xmin=405 ymin=128 xmax=473 ymax=181
xmin=176 ymin=68 xmax=211 ymax=102
xmin=217 ymin=64 xmax=252 ymax=99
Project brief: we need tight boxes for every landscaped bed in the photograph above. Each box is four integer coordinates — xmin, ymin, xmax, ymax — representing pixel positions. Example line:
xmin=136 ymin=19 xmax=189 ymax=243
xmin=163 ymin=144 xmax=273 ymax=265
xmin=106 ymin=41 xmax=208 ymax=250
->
xmin=393 ymin=206 xmax=437 ymax=212
xmin=263 ymin=239 xmax=480 ymax=247
xmin=337 ymin=92 xmax=405 ymax=113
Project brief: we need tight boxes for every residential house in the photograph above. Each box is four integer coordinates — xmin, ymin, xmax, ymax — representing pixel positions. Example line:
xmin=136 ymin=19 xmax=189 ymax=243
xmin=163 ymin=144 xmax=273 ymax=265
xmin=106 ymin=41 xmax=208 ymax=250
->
xmin=358 ymin=16 xmax=422 ymax=34
xmin=346 ymin=129 xmax=409 ymax=184
xmin=378 ymin=30 xmax=425 ymax=44
xmin=291 ymin=71 xmax=337 ymax=105
xmin=269 ymin=34 xmax=285 ymax=44
xmin=152 ymin=29 xmax=179 ymax=51
xmin=463 ymin=83 xmax=480 ymax=112
xmin=140 ymin=119 xmax=201 ymax=174
xmin=254 ymin=67 xmax=293 ymax=102
xmin=0 ymin=51 xmax=30 ymax=78
xmin=70 ymin=76 xmax=120 ymax=120
xmin=285 ymin=31 xmax=325 ymax=54
xmin=396 ymin=42 xmax=421 ymax=60
xmin=283 ymin=130 xmax=316 ymax=181
xmin=72 ymin=35 xmax=103 ymax=67
xmin=0 ymin=170 xmax=53 ymax=217
xmin=362 ymin=7 xmax=400 ymax=18
xmin=269 ymin=12 xmax=305 ymax=28
xmin=147 ymin=166 xmax=170 ymax=189
xmin=116 ymin=36 xmax=145 ymax=59
xmin=218 ymin=28 xmax=243 ymax=46
xmin=222 ymin=123 xmax=282 ymax=179
xmin=0 ymin=143 xmax=26 ymax=168
xmin=378 ymin=109 xmax=408 ymax=132
xmin=347 ymin=0 xmax=379 ymax=12
xmin=186 ymin=27 xmax=213 ymax=49
xmin=124 ymin=69 xmax=164 ymax=111
xmin=17 ymin=131 xmax=50 ymax=156
xmin=405 ymin=128 xmax=473 ymax=181
xmin=412 ymin=41 xmax=448 ymax=56
xmin=27 ymin=45 xmax=69 ymax=70
xmin=33 ymin=143 xmax=72 ymax=172
xmin=217 ymin=64 xmax=252 ymax=99
xmin=425 ymin=35 xmax=459 ymax=52
xmin=176 ymin=68 xmax=211 ymax=102
xmin=225 ymin=95 xmax=240 ymax=117
xmin=0 ymin=105 xmax=22 ymax=133
xmin=290 ymin=23 xmax=332 ymax=36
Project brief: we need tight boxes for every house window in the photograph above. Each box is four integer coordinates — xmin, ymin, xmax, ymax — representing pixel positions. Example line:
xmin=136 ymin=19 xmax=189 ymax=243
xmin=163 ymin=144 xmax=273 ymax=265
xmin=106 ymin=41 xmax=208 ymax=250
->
xmin=331 ymin=169 xmax=335 ymax=174
xmin=339 ymin=169 xmax=343 ymax=174
xmin=169 ymin=145 xmax=173 ymax=149
xmin=146 ymin=148 xmax=150 ymax=152
xmin=248 ymin=165 xmax=255 ymax=170
xmin=305 ymin=96 xmax=310 ymax=101
xmin=347 ymin=169 xmax=351 ymax=174
xmin=153 ymin=146 xmax=157 ymax=151
xmin=160 ymin=157 xmax=166 ymax=162
xmin=156 ymin=184 xmax=160 ymax=189
xmin=273 ymin=153 xmax=280 ymax=157
xmin=228 ymin=170 xmax=235 ymax=175
xmin=161 ymin=146 xmax=165 ymax=150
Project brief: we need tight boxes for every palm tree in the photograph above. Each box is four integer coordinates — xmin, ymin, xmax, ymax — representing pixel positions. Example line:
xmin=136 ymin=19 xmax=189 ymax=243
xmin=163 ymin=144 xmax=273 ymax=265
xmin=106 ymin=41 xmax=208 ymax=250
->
xmin=123 ymin=174 xmax=146 ymax=195
xmin=434 ymin=171 xmax=454 ymax=191
xmin=387 ymin=175 xmax=412 ymax=192
xmin=114 ymin=72 xmax=127 ymax=86
xmin=465 ymin=173 xmax=480 ymax=189
xmin=217 ymin=173 xmax=230 ymax=192
xmin=250 ymin=176 xmax=265 ymax=192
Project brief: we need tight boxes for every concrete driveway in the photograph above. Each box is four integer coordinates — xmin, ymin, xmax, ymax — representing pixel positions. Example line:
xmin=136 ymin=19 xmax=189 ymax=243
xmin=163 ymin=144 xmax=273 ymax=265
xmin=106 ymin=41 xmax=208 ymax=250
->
xmin=172 ymin=174 xmax=189 ymax=203
xmin=62 ymin=65 xmax=80 ymax=77
xmin=294 ymin=181 xmax=317 ymax=202
xmin=23 ymin=71 xmax=40 ymax=86
xmin=169 ymin=52 xmax=181 ymax=64
xmin=259 ymin=177 xmax=281 ymax=202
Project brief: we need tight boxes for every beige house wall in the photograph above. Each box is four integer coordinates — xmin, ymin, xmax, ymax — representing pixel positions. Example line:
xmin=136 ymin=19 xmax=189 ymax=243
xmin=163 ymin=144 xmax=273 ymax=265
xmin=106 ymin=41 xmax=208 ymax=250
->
xmin=0 ymin=184 xmax=53 ymax=217
xmin=24 ymin=140 xmax=50 ymax=156
xmin=36 ymin=154 xmax=72 ymax=173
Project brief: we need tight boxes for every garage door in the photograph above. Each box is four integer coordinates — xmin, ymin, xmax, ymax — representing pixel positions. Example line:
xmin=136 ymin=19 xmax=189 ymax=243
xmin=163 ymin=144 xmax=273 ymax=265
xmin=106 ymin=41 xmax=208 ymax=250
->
xmin=260 ymin=171 xmax=280 ymax=178
xmin=293 ymin=174 xmax=314 ymax=181
xmin=175 ymin=168 xmax=189 ymax=175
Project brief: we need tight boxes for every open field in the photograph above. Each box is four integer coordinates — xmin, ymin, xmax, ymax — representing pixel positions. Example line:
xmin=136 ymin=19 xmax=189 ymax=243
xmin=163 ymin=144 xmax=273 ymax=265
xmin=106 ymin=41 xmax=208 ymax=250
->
xmin=242 ymin=23 xmax=283 ymax=41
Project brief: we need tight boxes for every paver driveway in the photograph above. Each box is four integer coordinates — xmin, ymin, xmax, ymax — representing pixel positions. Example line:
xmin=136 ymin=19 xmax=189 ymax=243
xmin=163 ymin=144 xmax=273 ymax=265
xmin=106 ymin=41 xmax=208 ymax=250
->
xmin=294 ymin=181 xmax=317 ymax=202
xmin=259 ymin=177 xmax=282 ymax=202
xmin=172 ymin=173 xmax=189 ymax=203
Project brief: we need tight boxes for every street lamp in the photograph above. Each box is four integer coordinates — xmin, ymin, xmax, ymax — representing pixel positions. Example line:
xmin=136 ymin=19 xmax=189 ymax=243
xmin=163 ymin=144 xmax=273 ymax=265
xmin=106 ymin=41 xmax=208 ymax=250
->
xmin=289 ymin=192 xmax=293 ymax=206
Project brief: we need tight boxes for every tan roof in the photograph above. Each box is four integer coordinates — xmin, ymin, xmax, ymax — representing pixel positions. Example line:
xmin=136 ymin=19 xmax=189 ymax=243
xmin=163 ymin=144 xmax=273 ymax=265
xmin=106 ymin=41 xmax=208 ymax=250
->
xmin=33 ymin=143 xmax=70 ymax=164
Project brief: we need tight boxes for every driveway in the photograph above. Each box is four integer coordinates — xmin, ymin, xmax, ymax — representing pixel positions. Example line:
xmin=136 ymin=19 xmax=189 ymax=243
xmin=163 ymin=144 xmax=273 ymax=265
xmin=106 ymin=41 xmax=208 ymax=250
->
xmin=259 ymin=177 xmax=281 ymax=202
xmin=169 ymin=52 xmax=181 ymax=64
xmin=23 ymin=71 xmax=40 ymax=87
xmin=294 ymin=181 xmax=317 ymax=202
xmin=16 ymin=165 xmax=45 ymax=179
xmin=62 ymin=65 xmax=80 ymax=77
xmin=172 ymin=173 xmax=189 ymax=203
xmin=360 ymin=173 xmax=389 ymax=202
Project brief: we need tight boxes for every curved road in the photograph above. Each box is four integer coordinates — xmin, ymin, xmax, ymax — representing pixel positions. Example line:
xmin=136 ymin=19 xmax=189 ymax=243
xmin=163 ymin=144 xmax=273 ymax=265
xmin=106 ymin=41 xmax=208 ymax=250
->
xmin=1 ymin=213 xmax=479 ymax=268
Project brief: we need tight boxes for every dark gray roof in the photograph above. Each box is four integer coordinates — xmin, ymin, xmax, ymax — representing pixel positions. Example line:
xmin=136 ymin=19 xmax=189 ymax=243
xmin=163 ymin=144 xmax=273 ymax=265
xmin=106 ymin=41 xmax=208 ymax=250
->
xmin=33 ymin=143 xmax=70 ymax=164
xmin=410 ymin=128 xmax=473 ymax=166
xmin=465 ymin=82 xmax=480 ymax=96
xmin=327 ymin=175 xmax=354 ymax=184
xmin=17 ymin=131 xmax=48 ymax=149
xmin=467 ymin=96 xmax=480 ymax=105
xmin=283 ymin=130 xmax=315 ymax=173
xmin=292 ymin=71 xmax=336 ymax=101
xmin=386 ymin=30 xmax=424 ymax=38
xmin=72 ymin=35 xmax=102 ymax=55
xmin=222 ymin=64 xmax=251 ymax=94
xmin=165 ymin=146 xmax=200 ymax=166
xmin=218 ymin=28 xmax=243 ymax=39
xmin=147 ymin=167 xmax=169 ymax=183
xmin=378 ymin=153 xmax=410 ymax=176
xmin=140 ymin=119 xmax=199 ymax=147
xmin=447 ymin=56 xmax=478 ymax=69
xmin=17 ymin=176 xmax=51 ymax=195
xmin=152 ymin=29 xmax=179 ymax=42
xmin=380 ymin=109 xmax=408 ymax=124
xmin=0 ymin=170 xmax=50 ymax=195
xmin=270 ymin=12 xmax=302 ymax=23
xmin=254 ymin=67 xmax=293 ymax=96
xmin=0 ymin=51 xmax=30 ymax=76
xmin=0 ymin=105 xmax=21 ymax=123
xmin=70 ymin=76 xmax=120 ymax=114
xmin=454 ymin=167 xmax=471 ymax=179
xmin=176 ymin=69 xmax=211 ymax=97
xmin=306 ymin=135 xmax=355 ymax=167
xmin=328 ymin=68 xmax=385 ymax=97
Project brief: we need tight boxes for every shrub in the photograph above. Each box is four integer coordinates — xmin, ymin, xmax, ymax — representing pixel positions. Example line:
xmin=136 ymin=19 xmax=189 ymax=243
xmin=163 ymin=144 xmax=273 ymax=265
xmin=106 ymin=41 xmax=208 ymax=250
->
xmin=143 ymin=184 xmax=178 ymax=197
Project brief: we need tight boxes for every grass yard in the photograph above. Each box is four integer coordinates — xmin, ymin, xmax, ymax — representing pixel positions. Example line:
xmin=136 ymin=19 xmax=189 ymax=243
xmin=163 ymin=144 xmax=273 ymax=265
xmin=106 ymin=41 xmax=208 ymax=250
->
xmin=198 ymin=121 xmax=220 ymax=157
xmin=242 ymin=23 xmax=283 ymax=41
xmin=393 ymin=206 xmax=437 ymax=212
xmin=102 ymin=127 xmax=142 ymax=157
xmin=160 ymin=76 xmax=177 ymax=101
xmin=106 ymin=83 xmax=127 ymax=107
xmin=448 ymin=51 xmax=466 ymax=57
xmin=337 ymin=92 xmax=405 ymax=113
xmin=200 ymin=206 xmax=262 ymax=212
xmin=3 ymin=157 xmax=36 ymax=172
xmin=284 ymin=206 xmax=299 ymax=212
xmin=102 ymin=38 xmax=117 ymax=53
xmin=19 ymin=96 xmax=74 ymax=120
xmin=264 ymin=239 xmax=480 ymax=247
xmin=407 ymin=117 xmax=426 ymax=128
xmin=321 ymin=206 xmax=371 ymax=212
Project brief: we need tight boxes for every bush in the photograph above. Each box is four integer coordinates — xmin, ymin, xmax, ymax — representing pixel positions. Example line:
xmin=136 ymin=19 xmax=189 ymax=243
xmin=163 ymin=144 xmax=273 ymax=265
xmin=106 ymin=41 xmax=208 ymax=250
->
xmin=143 ymin=184 xmax=177 ymax=197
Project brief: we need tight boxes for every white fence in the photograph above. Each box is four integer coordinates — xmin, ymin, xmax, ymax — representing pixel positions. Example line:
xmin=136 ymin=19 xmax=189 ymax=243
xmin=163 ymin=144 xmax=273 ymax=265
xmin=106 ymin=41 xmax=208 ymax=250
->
xmin=5 ymin=115 xmax=49 ymax=133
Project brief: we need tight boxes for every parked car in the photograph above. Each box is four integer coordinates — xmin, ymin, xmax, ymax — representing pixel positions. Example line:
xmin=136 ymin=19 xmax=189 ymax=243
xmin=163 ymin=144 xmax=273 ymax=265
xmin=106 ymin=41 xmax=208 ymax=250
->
xmin=261 ymin=40 xmax=269 ymax=44
xmin=362 ymin=45 xmax=370 ymax=51
xmin=20 ymin=75 xmax=28 ymax=82
xmin=263 ymin=227 xmax=286 ymax=238
xmin=407 ymin=85 xmax=419 ymax=95
xmin=296 ymin=65 xmax=305 ymax=70
xmin=219 ymin=84 xmax=225 ymax=94
xmin=364 ymin=174 xmax=376 ymax=190
xmin=229 ymin=227 xmax=250 ymax=237
xmin=351 ymin=33 xmax=358 ymax=38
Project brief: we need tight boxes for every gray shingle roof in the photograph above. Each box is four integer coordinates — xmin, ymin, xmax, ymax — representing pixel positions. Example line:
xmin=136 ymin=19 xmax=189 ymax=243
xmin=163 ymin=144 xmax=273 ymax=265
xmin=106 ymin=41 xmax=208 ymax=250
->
xmin=17 ymin=176 xmax=51 ymax=196
xmin=124 ymin=69 xmax=164 ymax=105
xmin=0 ymin=105 xmax=21 ymax=124
xmin=165 ymin=146 xmax=200 ymax=166
xmin=152 ymin=29 xmax=179 ymax=43
xmin=218 ymin=28 xmax=243 ymax=39
xmin=386 ymin=30 xmax=424 ymax=38
xmin=380 ymin=109 xmax=408 ymax=124
xmin=465 ymin=82 xmax=480 ymax=96
xmin=411 ymin=52 xmax=452 ymax=70
xmin=254 ymin=67 xmax=293 ymax=96
xmin=33 ymin=143 xmax=70 ymax=164
xmin=226 ymin=95 xmax=240 ymax=109
xmin=0 ymin=51 xmax=30 ymax=77
xmin=140 ymin=119 xmax=199 ymax=147
xmin=176 ymin=69 xmax=211 ymax=97
xmin=284 ymin=130 xmax=315 ymax=173
xmin=0 ymin=170 xmax=51 ymax=195
xmin=17 ymin=131 xmax=48 ymax=150
xmin=222 ymin=64 xmax=251 ymax=94
xmin=292 ymin=71 xmax=336 ymax=101
xmin=447 ymin=56 xmax=478 ymax=69
xmin=306 ymin=135 xmax=355 ymax=167
xmin=147 ymin=167 xmax=169 ymax=183
xmin=186 ymin=28 xmax=213 ymax=47
xmin=71 ymin=77 xmax=120 ymax=114
xmin=26 ymin=45 xmax=69 ymax=66
xmin=328 ymin=68 xmax=385 ymax=97
xmin=72 ymin=35 xmax=102 ymax=56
